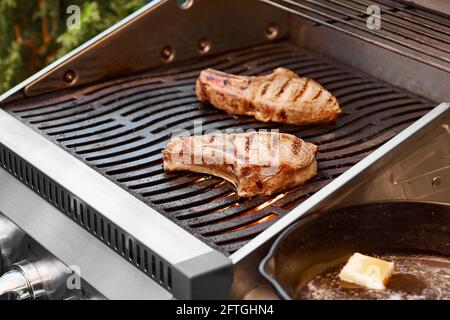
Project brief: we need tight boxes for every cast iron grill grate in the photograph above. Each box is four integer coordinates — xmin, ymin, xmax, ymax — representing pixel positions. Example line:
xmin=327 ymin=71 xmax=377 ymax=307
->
xmin=5 ymin=41 xmax=435 ymax=255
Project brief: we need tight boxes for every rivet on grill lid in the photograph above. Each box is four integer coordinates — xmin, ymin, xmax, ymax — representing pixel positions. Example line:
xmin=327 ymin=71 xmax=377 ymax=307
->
xmin=177 ymin=0 xmax=193 ymax=10
xmin=63 ymin=70 xmax=76 ymax=84
xmin=197 ymin=38 xmax=211 ymax=54
xmin=161 ymin=46 xmax=175 ymax=63
xmin=432 ymin=176 xmax=442 ymax=188
xmin=265 ymin=23 xmax=279 ymax=40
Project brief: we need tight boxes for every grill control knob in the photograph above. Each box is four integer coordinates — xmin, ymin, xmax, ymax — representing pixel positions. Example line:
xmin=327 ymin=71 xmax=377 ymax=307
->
xmin=0 ymin=257 xmax=72 ymax=300
xmin=0 ymin=261 xmax=45 ymax=299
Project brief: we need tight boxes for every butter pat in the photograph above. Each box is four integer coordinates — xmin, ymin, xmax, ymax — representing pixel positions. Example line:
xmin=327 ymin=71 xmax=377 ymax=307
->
xmin=338 ymin=253 xmax=395 ymax=290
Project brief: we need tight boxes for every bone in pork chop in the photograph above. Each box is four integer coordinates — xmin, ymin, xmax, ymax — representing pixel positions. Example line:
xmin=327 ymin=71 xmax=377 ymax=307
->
xmin=196 ymin=68 xmax=341 ymax=125
xmin=162 ymin=132 xmax=318 ymax=197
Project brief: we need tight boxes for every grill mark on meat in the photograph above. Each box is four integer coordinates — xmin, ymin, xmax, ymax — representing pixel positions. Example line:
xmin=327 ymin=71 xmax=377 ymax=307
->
xmin=276 ymin=77 xmax=292 ymax=98
xmin=292 ymin=138 xmax=302 ymax=155
xmin=261 ymin=82 xmax=271 ymax=97
xmin=311 ymin=88 xmax=323 ymax=101
xmin=293 ymin=79 xmax=310 ymax=102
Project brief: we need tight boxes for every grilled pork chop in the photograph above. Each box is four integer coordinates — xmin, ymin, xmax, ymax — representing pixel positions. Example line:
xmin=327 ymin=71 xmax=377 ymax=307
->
xmin=162 ymin=132 xmax=318 ymax=197
xmin=196 ymin=68 xmax=341 ymax=125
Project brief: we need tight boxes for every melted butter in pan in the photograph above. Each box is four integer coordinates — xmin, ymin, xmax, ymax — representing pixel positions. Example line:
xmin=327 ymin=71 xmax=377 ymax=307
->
xmin=296 ymin=254 xmax=450 ymax=300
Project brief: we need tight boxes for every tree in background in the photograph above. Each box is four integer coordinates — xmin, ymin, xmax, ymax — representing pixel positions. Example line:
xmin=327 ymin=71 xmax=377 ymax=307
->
xmin=0 ymin=0 xmax=146 ymax=93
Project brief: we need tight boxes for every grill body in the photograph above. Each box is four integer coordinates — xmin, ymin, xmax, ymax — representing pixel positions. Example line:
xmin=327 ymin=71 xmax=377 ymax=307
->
xmin=0 ymin=0 xmax=449 ymax=299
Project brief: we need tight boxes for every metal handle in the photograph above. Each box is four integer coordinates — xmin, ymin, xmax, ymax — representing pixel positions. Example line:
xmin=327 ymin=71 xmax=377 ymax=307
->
xmin=0 ymin=257 xmax=71 ymax=300
xmin=0 ymin=269 xmax=30 ymax=299
xmin=0 ymin=261 xmax=45 ymax=300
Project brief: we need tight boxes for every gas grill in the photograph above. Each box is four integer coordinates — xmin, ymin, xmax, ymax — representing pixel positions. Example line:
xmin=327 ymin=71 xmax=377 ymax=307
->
xmin=0 ymin=0 xmax=449 ymax=300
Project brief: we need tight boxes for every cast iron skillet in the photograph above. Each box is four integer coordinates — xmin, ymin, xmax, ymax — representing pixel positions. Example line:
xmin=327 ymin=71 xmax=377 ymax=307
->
xmin=259 ymin=201 xmax=450 ymax=300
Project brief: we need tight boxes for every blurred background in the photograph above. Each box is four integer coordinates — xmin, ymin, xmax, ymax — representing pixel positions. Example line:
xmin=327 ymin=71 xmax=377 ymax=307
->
xmin=0 ymin=0 xmax=147 ymax=94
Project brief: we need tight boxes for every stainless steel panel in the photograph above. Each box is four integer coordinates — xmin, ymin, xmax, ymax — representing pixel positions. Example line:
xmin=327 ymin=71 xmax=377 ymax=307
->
xmin=5 ymin=0 xmax=286 ymax=98
xmin=290 ymin=20 xmax=450 ymax=102
xmin=258 ymin=0 xmax=450 ymax=75
xmin=0 ymin=168 xmax=173 ymax=300
xmin=325 ymin=108 xmax=450 ymax=206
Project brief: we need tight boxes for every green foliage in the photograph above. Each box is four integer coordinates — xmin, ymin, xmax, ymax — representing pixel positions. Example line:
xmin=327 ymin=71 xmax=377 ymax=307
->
xmin=0 ymin=0 xmax=146 ymax=93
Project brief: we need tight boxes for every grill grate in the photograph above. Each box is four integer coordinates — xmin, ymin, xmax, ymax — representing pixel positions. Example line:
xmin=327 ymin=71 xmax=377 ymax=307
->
xmin=5 ymin=41 xmax=435 ymax=255
xmin=259 ymin=0 xmax=450 ymax=72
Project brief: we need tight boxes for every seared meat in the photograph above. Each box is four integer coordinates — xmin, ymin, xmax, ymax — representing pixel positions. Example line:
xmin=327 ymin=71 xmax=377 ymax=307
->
xmin=162 ymin=132 xmax=318 ymax=197
xmin=196 ymin=68 xmax=341 ymax=125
